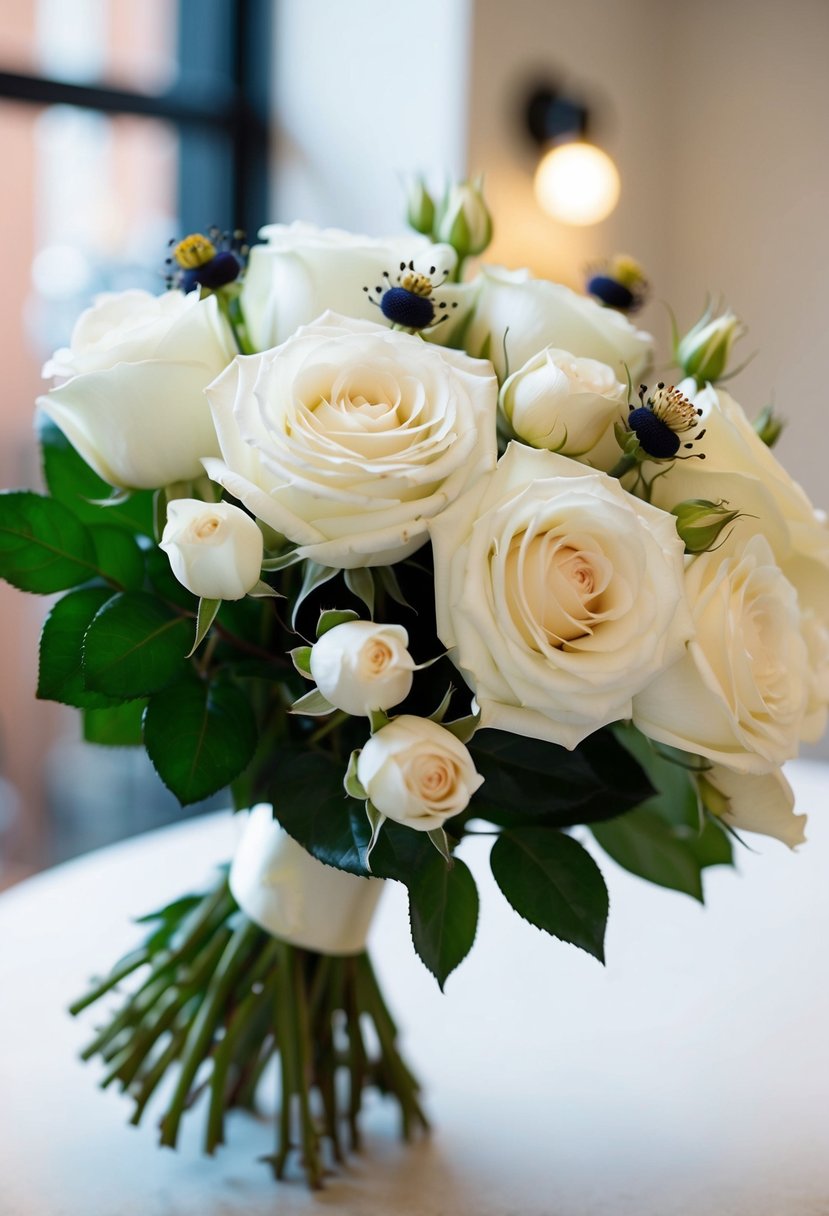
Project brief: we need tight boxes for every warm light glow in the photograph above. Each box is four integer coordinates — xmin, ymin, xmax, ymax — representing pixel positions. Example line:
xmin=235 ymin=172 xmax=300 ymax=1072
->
xmin=534 ymin=141 xmax=620 ymax=226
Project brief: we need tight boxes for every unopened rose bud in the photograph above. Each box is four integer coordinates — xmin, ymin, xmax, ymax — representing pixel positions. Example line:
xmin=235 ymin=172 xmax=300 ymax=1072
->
xmin=310 ymin=621 xmax=415 ymax=717
xmin=434 ymin=177 xmax=493 ymax=260
xmin=753 ymin=402 xmax=786 ymax=448
xmin=500 ymin=348 xmax=625 ymax=457
xmin=405 ymin=177 xmax=435 ymax=236
xmin=160 ymin=499 xmax=263 ymax=600
xmin=356 ymin=715 xmax=483 ymax=832
xmin=671 ymin=498 xmax=741 ymax=554
xmin=676 ymin=304 xmax=743 ymax=384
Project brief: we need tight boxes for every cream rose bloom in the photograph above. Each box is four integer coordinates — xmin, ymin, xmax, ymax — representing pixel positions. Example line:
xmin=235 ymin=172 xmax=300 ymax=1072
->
xmin=701 ymin=765 xmax=806 ymax=850
xmin=430 ymin=443 xmax=691 ymax=749
xmin=633 ymin=535 xmax=812 ymax=773
xmin=160 ymin=499 xmax=263 ymax=601
xmin=241 ymin=222 xmax=475 ymax=350
xmin=38 ymin=289 xmax=234 ymax=489
xmin=464 ymin=266 xmax=653 ymax=383
xmin=500 ymin=348 xmax=626 ymax=456
xmin=644 ymin=382 xmax=829 ymax=620
xmin=356 ymin=716 xmax=484 ymax=832
xmin=203 ymin=313 xmax=498 ymax=569
xmin=310 ymin=621 xmax=415 ymax=716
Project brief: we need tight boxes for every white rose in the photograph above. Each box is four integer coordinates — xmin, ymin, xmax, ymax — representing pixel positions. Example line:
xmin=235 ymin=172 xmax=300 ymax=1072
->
xmin=160 ymin=499 xmax=263 ymax=601
xmin=310 ymin=621 xmax=415 ymax=716
xmin=464 ymin=266 xmax=653 ymax=383
xmin=430 ymin=443 xmax=692 ymax=750
xmin=644 ymin=382 xmax=829 ymax=620
xmin=203 ymin=313 xmax=498 ymax=569
xmin=356 ymin=715 xmax=484 ymax=831
xmin=38 ymin=289 xmax=235 ymax=489
xmin=701 ymin=765 xmax=806 ymax=850
xmin=241 ymin=222 xmax=475 ymax=349
xmin=633 ymin=535 xmax=811 ymax=773
xmin=37 ymin=288 xmax=234 ymax=488
xmin=500 ymin=348 xmax=626 ymax=456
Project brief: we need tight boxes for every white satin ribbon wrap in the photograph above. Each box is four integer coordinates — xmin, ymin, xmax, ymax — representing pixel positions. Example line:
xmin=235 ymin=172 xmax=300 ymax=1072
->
xmin=229 ymin=804 xmax=383 ymax=955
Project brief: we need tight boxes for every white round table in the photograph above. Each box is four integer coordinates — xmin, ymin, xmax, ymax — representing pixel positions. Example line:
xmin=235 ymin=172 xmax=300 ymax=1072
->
xmin=2 ymin=761 xmax=829 ymax=1216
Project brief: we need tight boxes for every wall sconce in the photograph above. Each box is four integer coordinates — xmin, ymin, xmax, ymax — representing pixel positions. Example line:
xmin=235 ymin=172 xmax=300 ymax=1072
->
xmin=525 ymin=84 xmax=620 ymax=226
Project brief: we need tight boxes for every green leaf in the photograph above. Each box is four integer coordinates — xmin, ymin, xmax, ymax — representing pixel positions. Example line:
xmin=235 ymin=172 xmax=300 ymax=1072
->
xmin=143 ymin=677 xmax=258 ymax=805
xmin=0 ymin=491 xmax=100 ymax=593
xmin=613 ymin=725 xmax=733 ymax=871
xmin=490 ymin=827 xmax=609 ymax=962
xmin=89 ymin=525 xmax=145 ymax=591
xmin=83 ymin=699 xmax=146 ymax=746
xmin=290 ymin=688 xmax=335 ymax=716
xmin=37 ymin=586 xmax=120 ymax=708
xmin=409 ymin=854 xmax=478 ymax=989
xmin=468 ymin=728 xmax=653 ymax=829
xmin=290 ymin=646 xmax=313 ymax=678
xmin=271 ymin=748 xmax=439 ymax=885
xmin=591 ymin=809 xmax=704 ymax=901
xmin=269 ymin=749 xmax=373 ymax=877
xmin=83 ymin=591 xmax=192 ymax=698
xmin=317 ymin=608 xmax=360 ymax=637
xmin=38 ymin=415 xmax=154 ymax=535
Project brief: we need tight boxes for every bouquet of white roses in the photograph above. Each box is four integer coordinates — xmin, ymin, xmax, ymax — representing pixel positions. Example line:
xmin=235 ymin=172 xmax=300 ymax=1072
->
xmin=3 ymin=179 xmax=827 ymax=1188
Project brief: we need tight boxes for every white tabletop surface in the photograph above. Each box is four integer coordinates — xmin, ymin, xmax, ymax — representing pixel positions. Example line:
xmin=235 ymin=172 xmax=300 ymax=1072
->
xmin=2 ymin=760 xmax=829 ymax=1216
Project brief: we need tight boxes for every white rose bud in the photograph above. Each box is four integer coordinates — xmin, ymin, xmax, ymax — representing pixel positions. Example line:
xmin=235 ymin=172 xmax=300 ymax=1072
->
xmin=310 ymin=622 xmax=416 ymax=716
xmin=356 ymin=715 xmax=484 ymax=832
xmin=676 ymin=304 xmax=743 ymax=384
xmin=500 ymin=347 xmax=625 ymax=457
xmin=160 ymin=499 xmax=263 ymax=601
xmin=435 ymin=178 xmax=493 ymax=259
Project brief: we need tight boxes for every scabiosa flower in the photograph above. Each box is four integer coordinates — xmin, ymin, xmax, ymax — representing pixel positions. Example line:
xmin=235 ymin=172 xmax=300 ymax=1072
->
xmin=586 ymin=254 xmax=649 ymax=314
xmin=625 ymin=382 xmax=706 ymax=461
xmin=363 ymin=260 xmax=459 ymax=332
xmin=167 ymin=229 xmax=247 ymax=292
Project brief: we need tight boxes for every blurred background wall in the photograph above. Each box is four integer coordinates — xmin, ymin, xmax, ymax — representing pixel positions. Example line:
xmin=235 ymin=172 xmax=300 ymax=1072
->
xmin=1 ymin=0 xmax=828 ymax=880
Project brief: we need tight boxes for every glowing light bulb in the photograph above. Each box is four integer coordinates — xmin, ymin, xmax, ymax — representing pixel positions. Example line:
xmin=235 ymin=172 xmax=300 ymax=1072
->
xmin=534 ymin=141 xmax=620 ymax=226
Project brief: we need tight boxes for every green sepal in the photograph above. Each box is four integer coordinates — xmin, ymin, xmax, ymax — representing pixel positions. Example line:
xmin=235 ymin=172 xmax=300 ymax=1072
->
xmin=260 ymin=549 xmax=303 ymax=572
xmin=427 ymin=685 xmax=454 ymax=723
xmin=426 ymin=826 xmax=453 ymax=866
xmin=368 ymin=707 xmax=390 ymax=733
xmin=290 ymin=646 xmax=313 ymax=678
xmin=376 ymin=565 xmax=415 ymax=612
xmin=364 ymin=802 xmax=386 ymax=871
xmin=187 ymin=598 xmax=221 ymax=659
xmin=344 ymin=749 xmax=367 ymax=800
xmin=247 ymin=579 xmax=283 ymax=598
xmin=441 ymin=709 xmax=481 ymax=744
xmin=317 ymin=608 xmax=360 ymax=637
xmin=344 ymin=566 xmax=375 ymax=616
xmin=292 ymin=560 xmax=338 ymax=627
xmin=289 ymin=688 xmax=335 ymax=717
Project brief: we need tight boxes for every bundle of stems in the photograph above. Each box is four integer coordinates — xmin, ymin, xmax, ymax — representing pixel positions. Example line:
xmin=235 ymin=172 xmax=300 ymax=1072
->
xmin=69 ymin=870 xmax=428 ymax=1189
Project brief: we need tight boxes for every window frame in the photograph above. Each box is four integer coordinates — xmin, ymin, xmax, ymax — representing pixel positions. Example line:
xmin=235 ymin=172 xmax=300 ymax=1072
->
xmin=0 ymin=0 xmax=272 ymax=236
